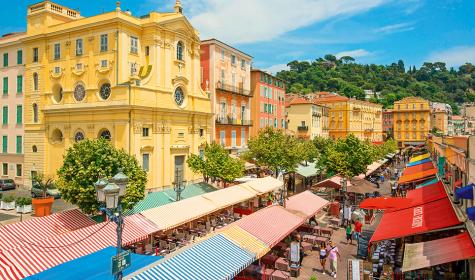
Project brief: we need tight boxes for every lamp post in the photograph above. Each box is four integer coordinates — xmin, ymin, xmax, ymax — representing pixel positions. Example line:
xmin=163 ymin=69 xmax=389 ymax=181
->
xmin=94 ymin=169 xmax=129 ymax=280
xmin=172 ymin=168 xmax=187 ymax=201
xmin=340 ymin=177 xmax=347 ymax=227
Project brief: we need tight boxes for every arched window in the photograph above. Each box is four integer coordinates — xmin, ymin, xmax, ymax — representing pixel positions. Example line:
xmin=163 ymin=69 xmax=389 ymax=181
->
xmin=33 ymin=73 xmax=38 ymax=91
xmin=51 ymin=129 xmax=63 ymax=143
xmin=176 ymin=41 xmax=184 ymax=61
xmin=32 ymin=103 xmax=38 ymax=123
xmin=32 ymin=145 xmax=37 ymax=153
xmin=99 ymin=129 xmax=111 ymax=141
xmin=74 ymin=131 xmax=85 ymax=142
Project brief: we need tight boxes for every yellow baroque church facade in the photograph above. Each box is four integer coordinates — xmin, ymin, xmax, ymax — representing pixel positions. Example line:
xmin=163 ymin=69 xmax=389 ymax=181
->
xmin=23 ymin=1 xmax=212 ymax=189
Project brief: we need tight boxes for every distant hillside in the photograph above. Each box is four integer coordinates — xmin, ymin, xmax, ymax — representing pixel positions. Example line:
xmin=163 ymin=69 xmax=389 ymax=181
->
xmin=276 ymin=55 xmax=475 ymax=114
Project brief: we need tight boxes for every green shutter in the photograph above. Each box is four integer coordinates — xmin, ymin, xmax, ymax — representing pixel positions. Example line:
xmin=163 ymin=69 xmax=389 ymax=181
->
xmin=3 ymin=53 xmax=8 ymax=67
xmin=3 ymin=77 xmax=8 ymax=95
xmin=2 ymin=136 xmax=7 ymax=153
xmin=16 ymin=136 xmax=22 ymax=154
xmin=17 ymin=50 xmax=22 ymax=65
xmin=16 ymin=75 xmax=22 ymax=94
xmin=2 ymin=106 xmax=7 ymax=125
xmin=16 ymin=105 xmax=22 ymax=125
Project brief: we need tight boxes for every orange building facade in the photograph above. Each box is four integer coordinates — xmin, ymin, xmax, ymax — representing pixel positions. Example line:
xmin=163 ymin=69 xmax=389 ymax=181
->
xmin=250 ymin=70 xmax=286 ymax=137
xmin=200 ymin=39 xmax=252 ymax=152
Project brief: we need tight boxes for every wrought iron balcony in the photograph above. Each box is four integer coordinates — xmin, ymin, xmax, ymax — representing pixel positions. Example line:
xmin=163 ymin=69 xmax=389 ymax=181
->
xmin=216 ymin=116 xmax=253 ymax=126
xmin=215 ymin=82 xmax=252 ymax=97
xmin=312 ymin=112 xmax=321 ymax=117
xmin=297 ymin=125 xmax=309 ymax=131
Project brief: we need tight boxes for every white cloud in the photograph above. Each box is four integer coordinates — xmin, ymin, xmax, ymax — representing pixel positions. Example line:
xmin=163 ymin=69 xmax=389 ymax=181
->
xmin=428 ymin=46 xmax=475 ymax=67
xmin=335 ymin=49 xmax=371 ymax=59
xmin=183 ymin=0 xmax=387 ymax=44
xmin=375 ymin=22 xmax=414 ymax=34
xmin=263 ymin=64 xmax=290 ymax=75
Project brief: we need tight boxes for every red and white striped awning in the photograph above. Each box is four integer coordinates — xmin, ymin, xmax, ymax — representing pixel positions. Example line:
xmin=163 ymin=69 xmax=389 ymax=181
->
xmin=285 ymin=191 xmax=329 ymax=218
xmin=0 ymin=214 xmax=158 ymax=280
xmin=235 ymin=205 xmax=304 ymax=247
xmin=0 ymin=209 xmax=96 ymax=252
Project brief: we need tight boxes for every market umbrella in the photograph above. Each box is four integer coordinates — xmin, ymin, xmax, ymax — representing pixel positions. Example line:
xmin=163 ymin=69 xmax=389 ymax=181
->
xmin=359 ymin=197 xmax=412 ymax=210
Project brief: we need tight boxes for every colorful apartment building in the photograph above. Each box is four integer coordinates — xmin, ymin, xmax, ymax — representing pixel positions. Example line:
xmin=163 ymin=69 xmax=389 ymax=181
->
xmin=382 ymin=109 xmax=394 ymax=140
xmin=430 ymin=109 xmax=449 ymax=135
xmin=200 ymin=39 xmax=252 ymax=153
xmin=462 ymin=103 xmax=475 ymax=135
xmin=250 ymin=69 xmax=286 ymax=137
xmin=452 ymin=115 xmax=465 ymax=135
xmin=0 ymin=32 xmax=25 ymax=186
xmin=393 ymin=97 xmax=430 ymax=148
xmin=313 ymin=92 xmax=383 ymax=142
xmin=22 ymin=1 xmax=212 ymax=189
xmin=285 ymin=97 xmax=329 ymax=139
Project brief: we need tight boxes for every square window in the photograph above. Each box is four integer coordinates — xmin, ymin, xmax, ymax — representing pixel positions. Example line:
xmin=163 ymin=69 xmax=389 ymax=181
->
xmin=142 ymin=153 xmax=149 ymax=172
xmin=3 ymin=53 xmax=8 ymax=67
xmin=241 ymin=59 xmax=245 ymax=68
xmin=130 ymin=36 xmax=138 ymax=54
xmin=100 ymin=34 xmax=108 ymax=52
xmin=17 ymin=50 xmax=23 ymax=65
xmin=231 ymin=55 xmax=236 ymax=65
xmin=178 ymin=132 xmax=185 ymax=138
xmin=142 ymin=127 xmax=149 ymax=137
xmin=76 ymin=39 xmax=83 ymax=56
xmin=199 ymin=128 xmax=204 ymax=137
xmin=33 ymin=48 xmax=39 ymax=63
xmin=54 ymin=43 xmax=61 ymax=60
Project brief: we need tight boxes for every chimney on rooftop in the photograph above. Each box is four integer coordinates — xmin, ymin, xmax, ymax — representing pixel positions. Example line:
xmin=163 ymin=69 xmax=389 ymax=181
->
xmin=116 ymin=1 xmax=121 ymax=12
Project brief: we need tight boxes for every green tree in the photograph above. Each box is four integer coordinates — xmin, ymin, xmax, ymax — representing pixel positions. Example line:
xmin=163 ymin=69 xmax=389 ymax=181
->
xmin=57 ymin=139 xmax=147 ymax=214
xmin=298 ymin=139 xmax=319 ymax=166
xmin=243 ymin=127 xmax=302 ymax=177
xmin=187 ymin=142 xmax=244 ymax=186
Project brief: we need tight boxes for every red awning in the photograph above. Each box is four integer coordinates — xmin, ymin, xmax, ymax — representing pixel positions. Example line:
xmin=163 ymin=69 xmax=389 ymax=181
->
xmin=235 ymin=205 xmax=304 ymax=247
xmin=0 ymin=214 xmax=159 ymax=280
xmin=285 ymin=191 xmax=329 ymax=218
xmin=359 ymin=197 xmax=412 ymax=210
xmin=402 ymin=232 xmax=475 ymax=272
xmin=370 ymin=198 xmax=461 ymax=243
xmin=402 ymin=162 xmax=435 ymax=176
xmin=398 ymin=169 xmax=437 ymax=184
xmin=391 ymin=181 xmax=447 ymax=211
xmin=0 ymin=209 xmax=96 ymax=252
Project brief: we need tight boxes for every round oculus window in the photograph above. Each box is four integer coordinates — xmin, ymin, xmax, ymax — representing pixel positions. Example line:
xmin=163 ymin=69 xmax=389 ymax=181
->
xmin=174 ymin=87 xmax=185 ymax=107
xmin=100 ymin=83 xmax=111 ymax=100
xmin=74 ymin=131 xmax=85 ymax=142
xmin=100 ymin=130 xmax=111 ymax=141
xmin=73 ymin=84 xmax=86 ymax=102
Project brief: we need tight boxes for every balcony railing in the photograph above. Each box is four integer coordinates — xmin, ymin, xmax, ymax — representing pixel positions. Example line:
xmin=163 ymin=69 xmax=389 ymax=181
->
xmin=312 ymin=112 xmax=321 ymax=117
xmin=216 ymin=116 xmax=253 ymax=126
xmin=216 ymin=82 xmax=252 ymax=97
xmin=297 ymin=125 xmax=309 ymax=131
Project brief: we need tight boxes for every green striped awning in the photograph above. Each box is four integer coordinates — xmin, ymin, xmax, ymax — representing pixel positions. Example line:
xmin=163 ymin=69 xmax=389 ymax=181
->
xmin=125 ymin=182 xmax=217 ymax=215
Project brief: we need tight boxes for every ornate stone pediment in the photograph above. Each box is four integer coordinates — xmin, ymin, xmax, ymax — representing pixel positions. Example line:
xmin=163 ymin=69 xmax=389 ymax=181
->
xmin=172 ymin=76 xmax=189 ymax=85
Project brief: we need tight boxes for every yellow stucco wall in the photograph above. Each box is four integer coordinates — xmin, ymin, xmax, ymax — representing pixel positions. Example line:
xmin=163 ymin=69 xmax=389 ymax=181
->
xmin=393 ymin=97 xmax=430 ymax=147
xmin=286 ymin=103 xmax=329 ymax=139
xmin=22 ymin=2 xmax=212 ymax=189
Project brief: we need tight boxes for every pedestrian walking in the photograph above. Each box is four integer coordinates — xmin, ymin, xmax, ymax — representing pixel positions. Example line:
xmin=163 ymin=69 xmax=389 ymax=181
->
xmin=327 ymin=240 xmax=341 ymax=278
xmin=354 ymin=219 xmax=362 ymax=242
xmin=319 ymin=242 xmax=327 ymax=274
xmin=345 ymin=223 xmax=353 ymax=245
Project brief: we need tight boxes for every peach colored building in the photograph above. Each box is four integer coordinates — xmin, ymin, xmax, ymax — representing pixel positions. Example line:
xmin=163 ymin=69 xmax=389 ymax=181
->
xmin=0 ymin=32 xmax=25 ymax=186
xmin=250 ymin=69 xmax=286 ymax=137
xmin=201 ymin=39 xmax=252 ymax=153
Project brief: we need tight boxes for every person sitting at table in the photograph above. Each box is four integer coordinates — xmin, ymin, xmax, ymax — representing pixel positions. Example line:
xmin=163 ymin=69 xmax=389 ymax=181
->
xmin=319 ymin=242 xmax=328 ymax=275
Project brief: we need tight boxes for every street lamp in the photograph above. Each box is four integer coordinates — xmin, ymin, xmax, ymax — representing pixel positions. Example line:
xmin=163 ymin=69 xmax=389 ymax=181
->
xmin=340 ymin=177 xmax=347 ymax=227
xmin=172 ymin=168 xmax=187 ymax=201
xmin=94 ymin=170 xmax=129 ymax=280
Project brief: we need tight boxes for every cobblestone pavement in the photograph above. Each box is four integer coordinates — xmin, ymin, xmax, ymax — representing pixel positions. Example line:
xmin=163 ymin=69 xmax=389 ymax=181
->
xmin=0 ymin=187 xmax=76 ymax=225
xmin=296 ymin=160 xmax=401 ymax=280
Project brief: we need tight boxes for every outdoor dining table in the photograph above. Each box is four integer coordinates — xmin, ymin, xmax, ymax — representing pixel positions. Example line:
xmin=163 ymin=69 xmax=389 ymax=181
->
xmin=271 ymin=269 xmax=291 ymax=280
xmin=319 ymin=227 xmax=333 ymax=237
xmin=302 ymin=234 xmax=317 ymax=245
xmin=329 ymin=218 xmax=340 ymax=228
xmin=301 ymin=241 xmax=313 ymax=252
xmin=261 ymin=254 xmax=279 ymax=267
xmin=274 ymin=257 xmax=290 ymax=271
xmin=314 ymin=236 xmax=329 ymax=246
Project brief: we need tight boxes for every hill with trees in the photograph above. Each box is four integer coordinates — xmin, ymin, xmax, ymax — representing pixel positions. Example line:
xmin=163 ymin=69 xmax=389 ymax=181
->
xmin=276 ymin=55 xmax=475 ymax=114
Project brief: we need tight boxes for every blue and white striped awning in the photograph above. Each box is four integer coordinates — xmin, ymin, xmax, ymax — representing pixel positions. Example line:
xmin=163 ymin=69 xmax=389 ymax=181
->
xmin=130 ymin=234 xmax=255 ymax=280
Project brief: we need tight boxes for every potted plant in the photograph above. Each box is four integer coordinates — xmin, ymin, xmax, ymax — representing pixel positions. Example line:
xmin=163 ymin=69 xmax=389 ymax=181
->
xmin=1 ymin=195 xmax=15 ymax=210
xmin=16 ymin=197 xmax=32 ymax=214
xmin=31 ymin=174 xmax=55 ymax=217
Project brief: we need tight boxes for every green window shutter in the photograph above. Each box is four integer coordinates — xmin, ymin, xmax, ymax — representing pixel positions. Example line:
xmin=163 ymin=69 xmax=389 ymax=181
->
xmin=16 ymin=105 xmax=22 ymax=125
xmin=16 ymin=75 xmax=22 ymax=94
xmin=2 ymin=106 xmax=7 ymax=125
xmin=2 ymin=136 xmax=7 ymax=153
xmin=16 ymin=136 xmax=22 ymax=154
xmin=3 ymin=53 xmax=8 ymax=67
xmin=3 ymin=77 xmax=8 ymax=95
xmin=17 ymin=50 xmax=22 ymax=65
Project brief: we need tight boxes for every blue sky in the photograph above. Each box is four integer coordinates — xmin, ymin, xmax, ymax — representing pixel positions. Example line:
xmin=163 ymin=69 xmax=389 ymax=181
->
xmin=4 ymin=0 xmax=475 ymax=73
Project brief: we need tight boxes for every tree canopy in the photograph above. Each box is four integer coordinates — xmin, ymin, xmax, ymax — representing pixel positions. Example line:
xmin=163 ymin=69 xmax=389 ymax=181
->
xmin=277 ymin=56 xmax=475 ymax=114
xmin=57 ymin=139 xmax=147 ymax=214
xmin=187 ymin=142 xmax=244 ymax=186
